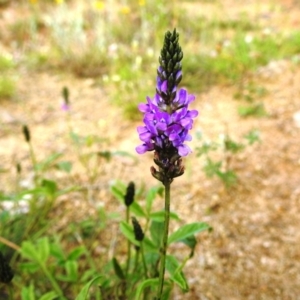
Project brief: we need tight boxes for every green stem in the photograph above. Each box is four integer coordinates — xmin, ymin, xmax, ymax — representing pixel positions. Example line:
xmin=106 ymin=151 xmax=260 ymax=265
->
xmin=140 ymin=242 xmax=148 ymax=279
xmin=133 ymin=249 xmax=140 ymax=273
xmin=156 ymin=180 xmax=171 ymax=299
xmin=28 ymin=141 xmax=38 ymax=183
xmin=126 ymin=207 xmax=131 ymax=275
xmin=8 ymin=284 xmax=13 ymax=300
xmin=40 ymin=262 xmax=65 ymax=298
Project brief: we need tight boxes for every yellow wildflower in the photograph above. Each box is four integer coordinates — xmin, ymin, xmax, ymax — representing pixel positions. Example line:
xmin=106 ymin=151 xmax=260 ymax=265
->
xmin=93 ymin=1 xmax=105 ymax=11
xmin=120 ymin=5 xmax=130 ymax=14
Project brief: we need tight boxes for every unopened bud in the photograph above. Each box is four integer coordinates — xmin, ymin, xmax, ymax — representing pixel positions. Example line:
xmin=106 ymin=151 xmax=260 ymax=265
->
xmin=131 ymin=217 xmax=144 ymax=242
xmin=124 ymin=181 xmax=135 ymax=207
xmin=0 ymin=252 xmax=14 ymax=284
xmin=62 ymin=86 xmax=69 ymax=105
xmin=22 ymin=125 xmax=30 ymax=143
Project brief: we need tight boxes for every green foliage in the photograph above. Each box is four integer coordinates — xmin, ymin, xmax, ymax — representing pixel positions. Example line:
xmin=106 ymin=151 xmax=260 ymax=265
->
xmin=0 ymin=76 xmax=16 ymax=99
xmin=104 ymin=180 xmax=210 ymax=298
xmin=196 ymin=130 xmax=260 ymax=187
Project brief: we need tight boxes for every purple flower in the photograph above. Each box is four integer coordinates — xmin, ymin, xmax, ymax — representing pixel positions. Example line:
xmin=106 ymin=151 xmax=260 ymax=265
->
xmin=136 ymin=29 xmax=197 ymax=182
xmin=136 ymin=88 xmax=198 ymax=157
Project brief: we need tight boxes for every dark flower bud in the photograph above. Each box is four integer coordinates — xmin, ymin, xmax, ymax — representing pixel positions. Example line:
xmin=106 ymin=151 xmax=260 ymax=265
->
xmin=157 ymin=29 xmax=184 ymax=104
xmin=131 ymin=217 xmax=144 ymax=242
xmin=22 ymin=125 xmax=30 ymax=143
xmin=62 ymin=86 xmax=69 ymax=106
xmin=124 ymin=181 xmax=135 ymax=207
xmin=16 ymin=162 xmax=22 ymax=174
xmin=0 ymin=252 xmax=14 ymax=284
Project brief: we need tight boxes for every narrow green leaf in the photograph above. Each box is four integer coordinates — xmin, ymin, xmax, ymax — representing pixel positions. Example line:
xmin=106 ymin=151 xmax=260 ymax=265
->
xmin=110 ymin=181 xmax=126 ymax=202
xmin=134 ymin=278 xmax=159 ymax=300
xmin=166 ymin=255 xmax=188 ymax=292
xmin=168 ymin=222 xmax=210 ymax=245
xmin=36 ymin=152 xmax=63 ymax=171
xmin=75 ymin=275 xmax=104 ymax=300
xmin=130 ymin=201 xmax=146 ymax=217
xmin=56 ymin=161 xmax=72 ymax=173
xmin=150 ymin=221 xmax=164 ymax=247
xmin=65 ymin=260 xmax=78 ymax=281
xmin=112 ymin=257 xmax=125 ymax=279
xmin=37 ymin=237 xmax=50 ymax=261
xmin=21 ymin=284 xmax=35 ymax=300
xmin=39 ymin=291 xmax=58 ymax=300
xmin=67 ymin=246 xmax=85 ymax=261
xmin=120 ymin=221 xmax=139 ymax=246
xmin=120 ymin=221 xmax=156 ymax=251
xmin=150 ymin=211 xmax=180 ymax=222
xmin=142 ymin=236 xmax=157 ymax=252
xmin=146 ymin=186 xmax=162 ymax=213
xmin=50 ymin=242 xmax=65 ymax=261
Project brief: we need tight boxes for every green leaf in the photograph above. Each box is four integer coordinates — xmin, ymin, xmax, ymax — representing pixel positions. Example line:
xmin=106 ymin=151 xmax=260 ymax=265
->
xmin=41 ymin=179 xmax=58 ymax=196
xmin=70 ymin=132 xmax=81 ymax=145
xmin=35 ymin=152 xmax=63 ymax=172
xmin=150 ymin=221 xmax=164 ymax=247
xmin=150 ymin=211 xmax=180 ymax=222
xmin=120 ymin=221 xmax=139 ymax=246
xmin=145 ymin=186 xmax=162 ymax=213
xmin=39 ymin=291 xmax=58 ymax=300
xmin=21 ymin=241 xmax=40 ymax=261
xmin=112 ymin=257 xmax=125 ymax=279
xmin=65 ymin=260 xmax=78 ymax=281
xmin=216 ymin=170 xmax=238 ymax=188
xmin=81 ymin=269 xmax=98 ymax=282
xmin=21 ymin=283 xmax=35 ymax=300
xmin=56 ymin=161 xmax=72 ymax=173
xmin=120 ymin=221 xmax=156 ymax=251
xmin=244 ymin=129 xmax=260 ymax=145
xmin=19 ymin=262 xmax=40 ymax=273
xmin=37 ymin=237 xmax=50 ymax=261
xmin=168 ymin=222 xmax=210 ymax=245
xmin=238 ymin=103 xmax=267 ymax=117
xmin=50 ymin=241 xmax=65 ymax=262
xmin=180 ymin=235 xmax=197 ymax=250
xmin=203 ymin=158 xmax=222 ymax=177
xmin=110 ymin=181 xmax=126 ymax=202
xmin=143 ymin=236 xmax=157 ymax=252
xmin=75 ymin=275 xmax=104 ymax=300
xmin=67 ymin=246 xmax=85 ymax=260
xmin=130 ymin=201 xmax=146 ymax=217
xmin=134 ymin=278 xmax=159 ymax=300
xmin=166 ymin=255 xmax=188 ymax=292
xmin=180 ymin=235 xmax=197 ymax=257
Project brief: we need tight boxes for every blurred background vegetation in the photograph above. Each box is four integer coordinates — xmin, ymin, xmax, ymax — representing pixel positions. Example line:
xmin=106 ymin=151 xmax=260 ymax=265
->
xmin=1 ymin=0 xmax=300 ymax=117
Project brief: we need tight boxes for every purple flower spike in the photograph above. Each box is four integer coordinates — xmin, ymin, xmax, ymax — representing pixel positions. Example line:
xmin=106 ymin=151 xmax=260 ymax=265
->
xmin=136 ymin=29 xmax=197 ymax=183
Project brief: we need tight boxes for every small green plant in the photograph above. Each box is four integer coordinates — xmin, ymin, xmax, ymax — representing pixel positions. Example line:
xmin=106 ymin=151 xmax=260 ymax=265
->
xmin=196 ymin=129 xmax=260 ymax=187
xmin=234 ymin=82 xmax=268 ymax=117
xmin=0 ymin=77 xmax=16 ymax=99
xmin=0 ymin=55 xmax=16 ymax=100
